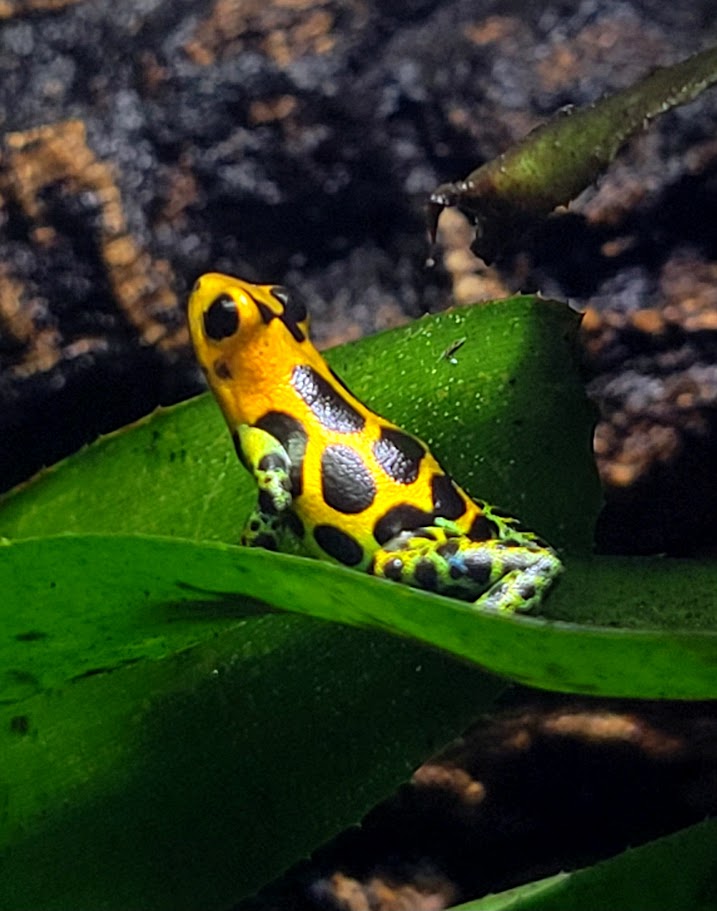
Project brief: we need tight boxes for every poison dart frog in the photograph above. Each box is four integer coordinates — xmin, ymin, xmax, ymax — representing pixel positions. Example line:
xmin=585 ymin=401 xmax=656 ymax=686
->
xmin=188 ymin=273 xmax=562 ymax=612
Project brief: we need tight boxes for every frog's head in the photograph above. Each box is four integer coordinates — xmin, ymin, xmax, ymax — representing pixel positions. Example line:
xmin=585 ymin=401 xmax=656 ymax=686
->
xmin=188 ymin=272 xmax=312 ymax=424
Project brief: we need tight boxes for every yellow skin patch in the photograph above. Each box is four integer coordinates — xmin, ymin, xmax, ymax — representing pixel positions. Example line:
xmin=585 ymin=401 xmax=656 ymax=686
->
xmin=188 ymin=273 xmax=562 ymax=612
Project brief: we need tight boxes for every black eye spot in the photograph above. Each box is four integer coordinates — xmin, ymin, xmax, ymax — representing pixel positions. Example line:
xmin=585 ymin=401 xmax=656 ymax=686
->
xmin=204 ymin=293 xmax=239 ymax=341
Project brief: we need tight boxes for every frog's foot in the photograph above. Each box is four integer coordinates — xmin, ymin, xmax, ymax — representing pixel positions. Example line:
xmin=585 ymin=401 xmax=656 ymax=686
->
xmin=237 ymin=424 xmax=293 ymax=513
xmin=241 ymin=510 xmax=283 ymax=550
xmin=371 ymin=526 xmax=562 ymax=613
xmin=240 ymin=507 xmax=306 ymax=555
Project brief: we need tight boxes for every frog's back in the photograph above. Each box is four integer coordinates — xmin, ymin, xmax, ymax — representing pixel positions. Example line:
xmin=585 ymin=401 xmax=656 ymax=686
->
xmin=188 ymin=273 xmax=485 ymax=568
xmin=288 ymin=369 xmax=486 ymax=567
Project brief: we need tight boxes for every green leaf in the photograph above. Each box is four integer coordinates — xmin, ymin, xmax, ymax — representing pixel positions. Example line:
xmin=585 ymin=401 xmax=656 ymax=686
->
xmin=0 ymin=297 xmax=599 ymax=555
xmin=452 ymin=818 xmax=717 ymax=911
xmin=1 ymin=535 xmax=714 ymax=703
xmin=0 ymin=604 xmax=500 ymax=911
xmin=1 ymin=521 xmax=713 ymax=908
xmin=429 ymin=46 xmax=717 ymax=260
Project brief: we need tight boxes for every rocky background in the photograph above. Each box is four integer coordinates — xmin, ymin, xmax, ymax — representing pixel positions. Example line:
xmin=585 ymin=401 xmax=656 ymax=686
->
xmin=1 ymin=2 xmax=716 ymax=909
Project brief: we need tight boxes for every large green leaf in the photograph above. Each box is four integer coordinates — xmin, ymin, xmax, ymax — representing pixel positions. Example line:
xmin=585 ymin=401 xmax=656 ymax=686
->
xmin=1 ymin=522 xmax=712 ymax=907
xmin=454 ymin=818 xmax=717 ymax=911
xmin=1 ymin=535 xmax=714 ymax=703
xmin=0 ymin=612 xmax=499 ymax=911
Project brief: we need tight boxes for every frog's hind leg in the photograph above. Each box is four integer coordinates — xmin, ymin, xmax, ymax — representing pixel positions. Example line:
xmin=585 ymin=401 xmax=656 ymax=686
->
xmin=371 ymin=526 xmax=562 ymax=613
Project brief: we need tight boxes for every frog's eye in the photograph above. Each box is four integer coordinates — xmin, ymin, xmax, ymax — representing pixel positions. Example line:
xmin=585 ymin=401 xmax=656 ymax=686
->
xmin=204 ymin=293 xmax=239 ymax=341
xmin=271 ymin=285 xmax=307 ymax=325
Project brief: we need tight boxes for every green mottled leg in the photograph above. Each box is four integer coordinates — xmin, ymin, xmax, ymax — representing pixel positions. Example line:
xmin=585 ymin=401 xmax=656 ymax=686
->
xmin=237 ymin=424 xmax=292 ymax=513
xmin=235 ymin=423 xmax=305 ymax=553
xmin=240 ymin=505 xmax=305 ymax=554
xmin=371 ymin=525 xmax=562 ymax=613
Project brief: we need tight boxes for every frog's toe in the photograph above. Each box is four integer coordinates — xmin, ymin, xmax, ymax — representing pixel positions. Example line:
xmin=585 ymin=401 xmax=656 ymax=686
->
xmin=240 ymin=512 xmax=282 ymax=550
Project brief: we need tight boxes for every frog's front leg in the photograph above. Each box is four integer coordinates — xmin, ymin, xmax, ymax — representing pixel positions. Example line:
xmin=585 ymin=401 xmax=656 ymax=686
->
xmin=370 ymin=524 xmax=562 ymax=613
xmin=236 ymin=424 xmax=293 ymax=514
xmin=236 ymin=423 xmax=302 ymax=551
